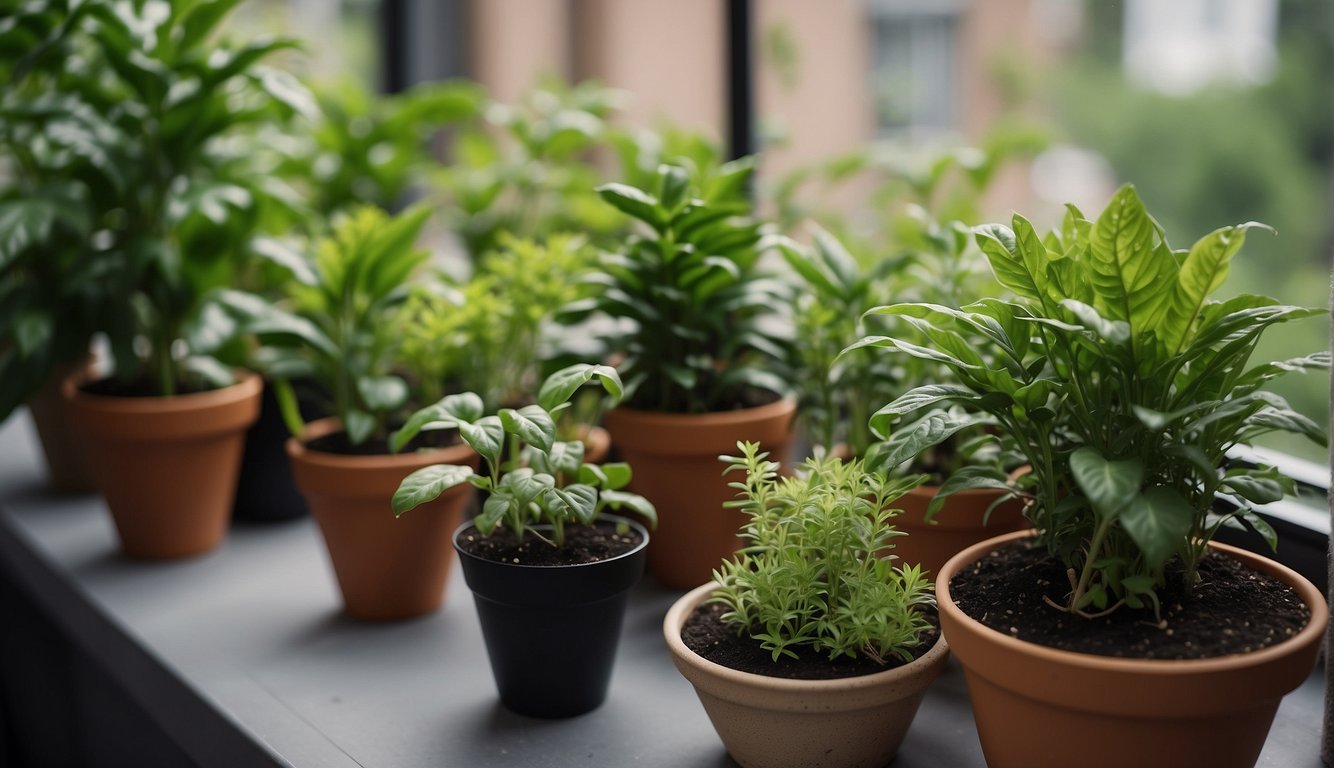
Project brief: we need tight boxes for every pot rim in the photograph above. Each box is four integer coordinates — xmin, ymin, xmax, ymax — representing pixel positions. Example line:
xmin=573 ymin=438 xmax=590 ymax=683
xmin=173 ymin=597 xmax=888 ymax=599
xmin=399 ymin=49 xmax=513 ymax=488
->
xmin=62 ymin=367 xmax=263 ymax=412
xmin=664 ymin=582 xmax=950 ymax=696
xmin=286 ymin=416 xmax=474 ymax=471
xmin=937 ymin=529 xmax=1328 ymax=674
xmin=606 ymin=394 xmax=797 ymax=429
xmin=452 ymin=513 xmax=651 ymax=571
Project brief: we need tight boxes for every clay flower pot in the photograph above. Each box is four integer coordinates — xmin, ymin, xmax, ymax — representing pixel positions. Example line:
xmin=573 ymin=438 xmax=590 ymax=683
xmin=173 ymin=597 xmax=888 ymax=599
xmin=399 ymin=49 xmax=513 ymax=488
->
xmin=937 ymin=530 xmax=1327 ymax=768
xmin=62 ymin=369 xmax=263 ymax=559
xmin=664 ymin=583 xmax=949 ymax=768
xmin=603 ymin=397 xmax=796 ymax=588
xmin=888 ymin=484 xmax=1027 ymax=577
xmin=28 ymin=357 xmax=96 ymax=493
xmin=455 ymin=514 xmax=649 ymax=718
xmin=287 ymin=418 xmax=478 ymax=621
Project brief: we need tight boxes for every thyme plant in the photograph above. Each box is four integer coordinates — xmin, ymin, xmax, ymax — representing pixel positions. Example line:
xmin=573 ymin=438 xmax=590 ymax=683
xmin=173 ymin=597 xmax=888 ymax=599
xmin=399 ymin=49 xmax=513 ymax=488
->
xmin=711 ymin=442 xmax=935 ymax=664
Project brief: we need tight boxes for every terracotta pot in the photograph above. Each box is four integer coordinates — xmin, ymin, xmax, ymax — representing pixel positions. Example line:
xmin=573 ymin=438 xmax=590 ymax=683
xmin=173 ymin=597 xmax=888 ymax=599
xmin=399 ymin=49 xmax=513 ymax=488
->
xmin=62 ymin=370 xmax=263 ymax=559
xmin=288 ymin=418 xmax=478 ymax=621
xmin=664 ymin=583 xmax=949 ymax=768
xmin=937 ymin=530 xmax=1327 ymax=768
xmin=603 ymin=397 xmax=796 ymax=589
xmin=456 ymin=514 xmax=649 ymax=718
xmin=27 ymin=357 xmax=96 ymax=493
xmin=888 ymin=484 xmax=1027 ymax=577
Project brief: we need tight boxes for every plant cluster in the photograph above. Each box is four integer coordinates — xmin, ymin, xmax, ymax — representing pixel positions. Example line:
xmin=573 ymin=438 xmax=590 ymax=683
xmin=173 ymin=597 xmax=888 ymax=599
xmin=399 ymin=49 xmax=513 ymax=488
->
xmin=711 ymin=442 xmax=935 ymax=664
xmin=391 ymin=364 xmax=656 ymax=548
xmin=220 ymin=205 xmax=431 ymax=445
xmin=855 ymin=185 xmax=1328 ymax=617
xmin=589 ymin=161 xmax=788 ymax=413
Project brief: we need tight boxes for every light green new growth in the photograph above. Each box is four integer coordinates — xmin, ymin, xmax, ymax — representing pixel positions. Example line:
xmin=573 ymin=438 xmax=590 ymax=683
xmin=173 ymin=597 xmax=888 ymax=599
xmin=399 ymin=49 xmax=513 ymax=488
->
xmin=710 ymin=442 xmax=935 ymax=665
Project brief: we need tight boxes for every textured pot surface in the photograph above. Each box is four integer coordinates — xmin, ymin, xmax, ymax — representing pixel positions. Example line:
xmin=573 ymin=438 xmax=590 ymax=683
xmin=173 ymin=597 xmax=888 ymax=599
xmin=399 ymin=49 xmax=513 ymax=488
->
xmin=664 ymin=583 xmax=949 ymax=768
xmin=603 ymin=397 xmax=796 ymax=589
xmin=232 ymin=382 xmax=308 ymax=522
xmin=937 ymin=530 xmax=1327 ymax=768
xmin=888 ymin=484 xmax=1027 ymax=578
xmin=455 ymin=515 xmax=648 ymax=718
xmin=62 ymin=370 xmax=263 ymax=559
xmin=29 ymin=357 xmax=96 ymax=493
xmin=288 ymin=418 xmax=477 ymax=621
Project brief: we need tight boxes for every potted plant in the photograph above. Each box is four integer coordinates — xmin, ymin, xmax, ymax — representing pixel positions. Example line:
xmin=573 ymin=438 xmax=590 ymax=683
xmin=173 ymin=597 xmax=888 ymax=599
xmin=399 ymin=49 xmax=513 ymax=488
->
xmin=222 ymin=204 xmax=477 ymax=620
xmin=589 ymin=161 xmax=796 ymax=588
xmin=391 ymin=364 xmax=656 ymax=718
xmin=856 ymin=185 xmax=1329 ymax=765
xmin=53 ymin=0 xmax=312 ymax=557
xmin=779 ymin=223 xmax=1026 ymax=576
xmin=664 ymin=441 xmax=947 ymax=767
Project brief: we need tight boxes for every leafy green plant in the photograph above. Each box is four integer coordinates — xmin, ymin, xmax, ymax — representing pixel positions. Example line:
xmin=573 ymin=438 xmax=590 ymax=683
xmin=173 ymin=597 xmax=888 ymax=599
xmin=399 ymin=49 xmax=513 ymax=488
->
xmin=1 ymin=0 xmax=315 ymax=396
xmin=399 ymin=233 xmax=595 ymax=408
xmin=219 ymin=205 xmax=431 ymax=446
xmin=588 ymin=161 xmax=789 ymax=413
xmin=710 ymin=441 xmax=934 ymax=664
xmin=391 ymin=364 xmax=656 ymax=548
xmin=852 ymin=185 xmax=1329 ymax=618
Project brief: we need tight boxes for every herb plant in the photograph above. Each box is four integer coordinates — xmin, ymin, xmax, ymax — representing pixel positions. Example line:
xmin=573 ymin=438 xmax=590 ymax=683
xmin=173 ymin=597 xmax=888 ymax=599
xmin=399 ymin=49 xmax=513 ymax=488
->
xmin=219 ymin=205 xmax=431 ymax=446
xmin=391 ymin=364 xmax=656 ymax=548
xmin=852 ymin=185 xmax=1329 ymax=617
xmin=590 ymin=161 xmax=788 ymax=413
xmin=711 ymin=442 xmax=934 ymax=664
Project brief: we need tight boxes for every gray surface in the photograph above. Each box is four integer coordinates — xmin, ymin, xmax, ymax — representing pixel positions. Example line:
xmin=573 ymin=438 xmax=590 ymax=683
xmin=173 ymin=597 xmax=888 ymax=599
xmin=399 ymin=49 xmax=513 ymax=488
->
xmin=0 ymin=413 xmax=1324 ymax=767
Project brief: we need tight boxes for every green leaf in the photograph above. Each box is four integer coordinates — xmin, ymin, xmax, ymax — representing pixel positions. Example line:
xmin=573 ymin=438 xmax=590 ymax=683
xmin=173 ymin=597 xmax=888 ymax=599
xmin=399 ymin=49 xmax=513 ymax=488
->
xmin=926 ymin=465 xmax=1014 ymax=520
xmin=476 ymin=493 xmax=509 ymax=535
xmin=459 ymin=415 xmax=504 ymax=470
xmin=869 ymin=384 xmax=979 ymax=438
xmin=1060 ymin=299 xmax=1129 ymax=345
xmin=390 ymin=392 xmax=486 ymax=453
xmin=1161 ymin=223 xmax=1267 ymax=353
xmin=537 ymin=363 xmax=623 ymax=411
xmin=1221 ymin=473 xmax=1286 ymax=505
xmin=392 ymin=464 xmax=475 ymax=516
xmin=344 ymin=409 xmax=375 ymax=446
xmin=499 ymin=405 xmax=556 ymax=453
xmin=1120 ymin=486 xmax=1193 ymax=570
xmin=545 ymin=484 xmax=599 ymax=525
xmin=867 ymin=411 xmax=994 ymax=473
xmin=1086 ymin=185 xmax=1174 ymax=334
xmin=657 ymin=164 xmax=690 ymax=212
xmin=974 ymin=222 xmax=1043 ymax=302
xmin=251 ymin=66 xmax=317 ymax=119
xmin=1069 ymin=447 xmax=1143 ymax=519
xmin=600 ymin=489 xmax=656 ymax=527
xmin=357 ymin=375 xmax=408 ymax=412
xmin=596 ymin=183 xmax=664 ymax=229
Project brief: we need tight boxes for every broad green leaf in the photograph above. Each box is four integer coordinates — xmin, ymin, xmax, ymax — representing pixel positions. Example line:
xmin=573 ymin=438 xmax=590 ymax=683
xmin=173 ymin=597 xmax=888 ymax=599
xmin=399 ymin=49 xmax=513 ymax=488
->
xmin=499 ymin=405 xmax=556 ymax=453
xmin=975 ymin=222 xmax=1042 ymax=302
xmin=1121 ymin=486 xmax=1193 ymax=569
xmin=1060 ymin=299 xmax=1129 ymax=345
xmin=600 ymin=489 xmax=656 ymax=527
xmin=596 ymin=183 xmax=664 ymax=229
xmin=1087 ymin=185 xmax=1173 ymax=336
xmin=1069 ymin=447 xmax=1142 ymax=519
xmin=1161 ymin=223 xmax=1268 ymax=353
xmin=869 ymin=384 xmax=978 ymax=437
xmin=926 ymin=465 xmax=1014 ymax=520
xmin=867 ymin=411 xmax=994 ymax=473
xmin=537 ymin=363 xmax=623 ymax=411
xmin=459 ymin=415 xmax=504 ymax=469
xmin=357 ymin=375 xmax=408 ymax=412
xmin=344 ymin=408 xmax=375 ymax=446
xmin=476 ymin=493 xmax=509 ymax=535
xmin=545 ymin=484 xmax=599 ymax=525
xmin=657 ymin=164 xmax=690 ymax=212
xmin=392 ymin=464 xmax=475 ymax=516
xmin=1221 ymin=473 xmax=1286 ymax=505
xmin=390 ymin=392 xmax=485 ymax=453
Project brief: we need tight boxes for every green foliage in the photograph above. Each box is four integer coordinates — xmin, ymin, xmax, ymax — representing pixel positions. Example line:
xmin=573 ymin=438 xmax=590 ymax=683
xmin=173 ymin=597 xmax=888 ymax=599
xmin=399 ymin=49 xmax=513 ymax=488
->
xmin=219 ymin=205 xmax=430 ymax=445
xmin=0 ymin=0 xmax=314 ymax=397
xmin=399 ymin=233 xmax=596 ymax=408
xmin=391 ymin=364 xmax=655 ymax=549
xmin=590 ymin=161 xmax=789 ymax=413
xmin=853 ymin=185 xmax=1328 ymax=618
xmin=710 ymin=442 xmax=935 ymax=664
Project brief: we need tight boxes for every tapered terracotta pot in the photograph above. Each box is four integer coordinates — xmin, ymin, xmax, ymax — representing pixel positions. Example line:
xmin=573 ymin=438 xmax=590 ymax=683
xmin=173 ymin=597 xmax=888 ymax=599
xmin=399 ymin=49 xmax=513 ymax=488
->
xmin=288 ymin=418 xmax=478 ymax=621
xmin=888 ymin=485 xmax=1027 ymax=577
xmin=665 ymin=583 xmax=949 ymax=768
xmin=62 ymin=370 xmax=263 ymax=559
xmin=28 ymin=358 xmax=96 ymax=493
xmin=603 ymin=397 xmax=796 ymax=589
xmin=937 ymin=530 xmax=1327 ymax=768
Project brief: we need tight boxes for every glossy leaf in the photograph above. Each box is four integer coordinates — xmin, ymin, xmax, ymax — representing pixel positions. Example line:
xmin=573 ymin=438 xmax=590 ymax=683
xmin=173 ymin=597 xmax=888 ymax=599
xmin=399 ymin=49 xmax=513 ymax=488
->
xmin=392 ymin=464 xmax=475 ymax=516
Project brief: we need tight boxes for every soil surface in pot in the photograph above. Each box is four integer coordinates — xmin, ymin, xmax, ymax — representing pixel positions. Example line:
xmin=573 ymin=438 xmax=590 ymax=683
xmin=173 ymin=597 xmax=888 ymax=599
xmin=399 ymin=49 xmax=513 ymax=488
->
xmin=636 ymin=384 xmax=780 ymax=414
xmin=457 ymin=520 xmax=643 ymax=566
xmin=681 ymin=601 xmax=940 ymax=680
xmin=306 ymin=428 xmax=458 ymax=455
xmin=952 ymin=539 xmax=1310 ymax=659
xmin=80 ymin=377 xmax=217 ymax=398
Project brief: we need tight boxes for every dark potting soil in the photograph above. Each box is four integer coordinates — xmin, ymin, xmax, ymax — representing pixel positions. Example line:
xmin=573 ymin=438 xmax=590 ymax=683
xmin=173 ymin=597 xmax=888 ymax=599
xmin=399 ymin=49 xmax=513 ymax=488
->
xmin=306 ymin=428 xmax=459 ymax=456
xmin=680 ymin=601 xmax=940 ymax=680
xmin=456 ymin=520 xmax=643 ymax=566
xmin=81 ymin=376 xmax=217 ymax=398
xmin=950 ymin=540 xmax=1311 ymax=660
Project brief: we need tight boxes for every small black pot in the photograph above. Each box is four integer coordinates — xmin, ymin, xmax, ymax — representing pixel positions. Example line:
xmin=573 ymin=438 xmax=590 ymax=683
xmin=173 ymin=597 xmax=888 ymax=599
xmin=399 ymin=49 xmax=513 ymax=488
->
xmin=232 ymin=383 xmax=308 ymax=522
xmin=454 ymin=515 xmax=649 ymax=718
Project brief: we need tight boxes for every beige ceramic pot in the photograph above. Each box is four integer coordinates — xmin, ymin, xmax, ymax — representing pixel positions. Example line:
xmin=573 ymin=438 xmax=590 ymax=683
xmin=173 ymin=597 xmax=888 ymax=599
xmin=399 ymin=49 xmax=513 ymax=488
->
xmin=29 ymin=357 xmax=96 ymax=493
xmin=288 ymin=418 xmax=478 ymax=621
xmin=603 ymin=398 xmax=796 ymax=589
xmin=62 ymin=369 xmax=263 ymax=559
xmin=888 ymin=484 xmax=1027 ymax=577
xmin=937 ymin=530 xmax=1326 ymax=768
xmin=664 ymin=583 xmax=949 ymax=768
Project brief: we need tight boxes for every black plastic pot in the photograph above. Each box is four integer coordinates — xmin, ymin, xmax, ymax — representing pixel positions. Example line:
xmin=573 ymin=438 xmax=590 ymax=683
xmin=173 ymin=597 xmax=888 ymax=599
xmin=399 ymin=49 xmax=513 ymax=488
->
xmin=232 ymin=383 xmax=308 ymax=522
xmin=454 ymin=515 xmax=649 ymax=718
